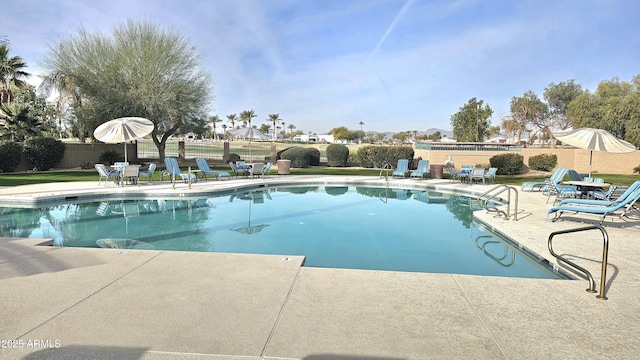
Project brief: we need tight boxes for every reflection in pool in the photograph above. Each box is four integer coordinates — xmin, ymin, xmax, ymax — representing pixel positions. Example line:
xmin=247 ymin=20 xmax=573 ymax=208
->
xmin=0 ymin=186 xmax=567 ymax=278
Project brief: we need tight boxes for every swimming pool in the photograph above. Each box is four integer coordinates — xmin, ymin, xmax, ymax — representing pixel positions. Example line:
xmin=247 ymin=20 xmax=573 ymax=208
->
xmin=0 ymin=185 xmax=567 ymax=279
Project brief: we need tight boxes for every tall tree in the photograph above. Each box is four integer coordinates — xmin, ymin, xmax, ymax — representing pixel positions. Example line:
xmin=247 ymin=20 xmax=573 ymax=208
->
xmin=450 ymin=97 xmax=493 ymax=142
xmin=43 ymin=20 xmax=213 ymax=159
xmin=209 ymin=115 xmax=222 ymax=140
xmin=239 ymin=109 xmax=257 ymax=128
xmin=226 ymin=113 xmax=238 ymax=130
xmin=567 ymin=75 xmax=640 ymax=147
xmin=544 ymin=80 xmax=584 ymax=131
xmin=267 ymin=113 xmax=281 ymax=141
xmin=509 ymin=91 xmax=547 ymax=144
xmin=0 ymin=43 xmax=30 ymax=104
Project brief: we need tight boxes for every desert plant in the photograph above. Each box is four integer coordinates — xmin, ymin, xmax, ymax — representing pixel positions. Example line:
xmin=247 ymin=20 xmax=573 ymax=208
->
xmin=98 ymin=149 xmax=121 ymax=165
xmin=23 ymin=137 xmax=66 ymax=171
xmin=355 ymin=146 xmax=413 ymax=168
xmin=228 ymin=153 xmax=241 ymax=162
xmin=489 ymin=153 xmax=524 ymax=175
xmin=634 ymin=164 xmax=640 ymax=174
xmin=326 ymin=143 xmax=349 ymax=167
xmin=528 ymin=154 xmax=558 ymax=171
xmin=280 ymin=146 xmax=310 ymax=168
xmin=306 ymin=147 xmax=321 ymax=166
xmin=0 ymin=141 xmax=23 ymax=172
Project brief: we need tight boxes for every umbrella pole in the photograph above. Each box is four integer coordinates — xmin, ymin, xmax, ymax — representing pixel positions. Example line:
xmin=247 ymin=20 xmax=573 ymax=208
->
xmin=589 ymin=151 xmax=593 ymax=178
xmin=124 ymin=143 xmax=128 ymax=163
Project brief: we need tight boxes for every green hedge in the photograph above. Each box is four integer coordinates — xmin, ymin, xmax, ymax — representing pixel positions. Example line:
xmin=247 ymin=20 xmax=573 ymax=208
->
xmin=280 ymin=147 xmax=311 ymax=168
xmin=326 ymin=144 xmax=349 ymax=167
xmin=528 ymin=153 xmax=557 ymax=171
xmin=23 ymin=137 xmax=66 ymax=171
xmin=489 ymin=153 xmax=524 ymax=175
xmin=0 ymin=141 xmax=23 ymax=172
xmin=307 ymin=147 xmax=321 ymax=166
xmin=355 ymin=146 xmax=414 ymax=168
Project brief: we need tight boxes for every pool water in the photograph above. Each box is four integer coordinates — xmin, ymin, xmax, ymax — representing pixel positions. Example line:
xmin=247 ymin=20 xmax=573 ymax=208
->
xmin=0 ymin=186 xmax=566 ymax=279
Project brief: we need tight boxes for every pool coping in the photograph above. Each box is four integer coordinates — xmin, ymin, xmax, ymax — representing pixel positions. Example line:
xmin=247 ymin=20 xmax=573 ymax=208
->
xmin=2 ymin=175 xmax=639 ymax=359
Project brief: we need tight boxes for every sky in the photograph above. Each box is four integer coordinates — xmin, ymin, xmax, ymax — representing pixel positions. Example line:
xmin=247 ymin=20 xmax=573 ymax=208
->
xmin=2 ymin=0 xmax=639 ymax=135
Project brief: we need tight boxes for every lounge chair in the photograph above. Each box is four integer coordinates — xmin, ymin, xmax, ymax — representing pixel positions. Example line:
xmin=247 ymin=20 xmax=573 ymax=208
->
xmin=138 ymin=163 xmax=157 ymax=183
xmin=163 ymin=157 xmax=196 ymax=183
xmin=554 ymin=181 xmax=640 ymax=208
xmin=484 ymin=167 xmax=498 ymax=184
xmin=410 ymin=160 xmax=430 ymax=179
xmin=195 ymin=157 xmax=230 ymax=180
xmin=392 ymin=159 xmax=409 ymax=178
xmin=229 ymin=161 xmax=249 ymax=177
xmin=545 ymin=178 xmax=581 ymax=204
xmin=469 ymin=167 xmax=486 ymax=184
xmin=548 ymin=185 xmax=640 ymax=224
xmin=95 ymin=164 xmax=119 ymax=186
xmin=521 ymin=167 xmax=568 ymax=192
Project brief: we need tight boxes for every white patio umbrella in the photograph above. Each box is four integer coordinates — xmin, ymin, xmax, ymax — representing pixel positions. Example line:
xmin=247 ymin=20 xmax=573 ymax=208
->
xmin=93 ymin=117 xmax=155 ymax=162
xmin=230 ymin=127 xmax=269 ymax=161
xmin=552 ymin=127 xmax=636 ymax=176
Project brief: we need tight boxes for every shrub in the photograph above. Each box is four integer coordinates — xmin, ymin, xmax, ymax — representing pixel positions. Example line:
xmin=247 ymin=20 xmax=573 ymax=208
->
xmin=528 ymin=154 xmax=557 ymax=171
xmin=355 ymin=146 xmax=414 ymax=168
xmin=489 ymin=153 xmax=524 ymax=175
xmin=79 ymin=161 xmax=94 ymax=169
xmin=634 ymin=164 xmax=640 ymax=174
xmin=0 ymin=141 xmax=23 ymax=172
xmin=326 ymin=144 xmax=349 ymax=167
xmin=98 ymin=149 xmax=121 ymax=165
xmin=23 ymin=137 xmax=66 ymax=171
xmin=306 ymin=147 xmax=321 ymax=166
xmin=280 ymin=146 xmax=310 ymax=168
xmin=228 ymin=153 xmax=241 ymax=162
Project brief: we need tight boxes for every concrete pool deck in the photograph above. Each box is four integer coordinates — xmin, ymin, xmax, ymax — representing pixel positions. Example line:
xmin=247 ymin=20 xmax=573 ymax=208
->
xmin=1 ymin=175 xmax=639 ymax=359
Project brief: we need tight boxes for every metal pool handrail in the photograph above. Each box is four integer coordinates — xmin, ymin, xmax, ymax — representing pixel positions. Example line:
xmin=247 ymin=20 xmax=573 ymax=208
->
xmin=478 ymin=184 xmax=519 ymax=221
xmin=547 ymin=225 xmax=609 ymax=300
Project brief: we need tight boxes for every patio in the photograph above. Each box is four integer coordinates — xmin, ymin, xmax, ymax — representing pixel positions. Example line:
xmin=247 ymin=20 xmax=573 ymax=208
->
xmin=1 ymin=176 xmax=639 ymax=359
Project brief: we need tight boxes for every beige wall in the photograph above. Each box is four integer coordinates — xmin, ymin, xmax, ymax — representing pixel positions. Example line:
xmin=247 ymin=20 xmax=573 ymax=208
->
xmin=415 ymin=148 xmax=640 ymax=175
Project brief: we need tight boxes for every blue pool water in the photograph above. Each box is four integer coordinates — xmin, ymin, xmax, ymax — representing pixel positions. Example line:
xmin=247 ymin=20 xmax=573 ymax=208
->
xmin=0 ymin=185 xmax=566 ymax=279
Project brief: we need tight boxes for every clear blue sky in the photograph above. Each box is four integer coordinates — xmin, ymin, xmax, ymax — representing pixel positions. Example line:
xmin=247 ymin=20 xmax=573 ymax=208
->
xmin=3 ymin=0 xmax=639 ymax=135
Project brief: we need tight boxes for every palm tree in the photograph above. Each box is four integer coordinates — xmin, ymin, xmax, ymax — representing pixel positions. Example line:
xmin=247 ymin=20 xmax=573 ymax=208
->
xmin=0 ymin=102 xmax=42 ymax=141
xmin=0 ymin=43 xmax=30 ymax=104
xmin=38 ymin=71 xmax=82 ymax=139
xmin=221 ymin=124 xmax=228 ymax=140
xmin=239 ymin=109 xmax=257 ymax=128
xmin=287 ymin=123 xmax=296 ymax=136
xmin=209 ymin=115 xmax=223 ymax=141
xmin=226 ymin=113 xmax=237 ymax=129
xmin=267 ymin=113 xmax=281 ymax=141
xmin=358 ymin=121 xmax=365 ymax=143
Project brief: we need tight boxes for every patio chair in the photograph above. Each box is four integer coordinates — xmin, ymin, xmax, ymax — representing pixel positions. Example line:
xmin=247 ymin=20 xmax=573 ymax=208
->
xmin=484 ymin=167 xmax=498 ymax=184
xmin=446 ymin=166 xmax=468 ymax=183
xmin=138 ymin=163 xmax=157 ymax=184
xmin=469 ymin=167 xmax=486 ymax=185
xmin=95 ymin=164 xmax=119 ymax=186
xmin=249 ymin=162 xmax=264 ymax=179
xmin=163 ymin=157 xmax=196 ymax=183
xmin=548 ymin=186 xmax=640 ymax=224
xmin=410 ymin=160 xmax=430 ymax=179
xmin=119 ymin=165 xmax=140 ymax=186
xmin=196 ymin=157 xmax=230 ymax=181
xmin=262 ymin=162 xmax=272 ymax=178
xmin=392 ymin=159 xmax=409 ymax=178
xmin=521 ymin=167 xmax=568 ymax=192
xmin=229 ymin=161 xmax=249 ymax=178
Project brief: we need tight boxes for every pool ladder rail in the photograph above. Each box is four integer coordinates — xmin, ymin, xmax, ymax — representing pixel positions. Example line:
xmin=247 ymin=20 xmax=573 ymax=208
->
xmin=477 ymin=184 xmax=519 ymax=221
xmin=548 ymin=225 xmax=609 ymax=300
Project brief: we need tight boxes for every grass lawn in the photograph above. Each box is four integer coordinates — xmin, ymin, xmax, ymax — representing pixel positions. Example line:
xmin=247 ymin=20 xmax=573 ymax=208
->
xmin=0 ymin=167 xmax=636 ymax=187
